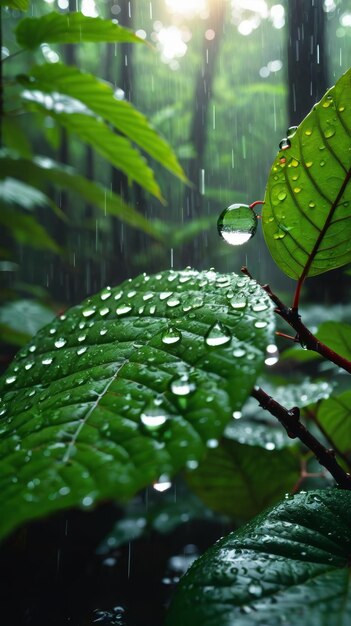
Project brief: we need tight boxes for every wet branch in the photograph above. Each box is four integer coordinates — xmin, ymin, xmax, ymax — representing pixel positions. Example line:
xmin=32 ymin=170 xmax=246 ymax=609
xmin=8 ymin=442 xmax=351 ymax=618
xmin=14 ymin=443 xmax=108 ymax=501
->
xmin=251 ymin=386 xmax=351 ymax=490
xmin=241 ymin=267 xmax=351 ymax=375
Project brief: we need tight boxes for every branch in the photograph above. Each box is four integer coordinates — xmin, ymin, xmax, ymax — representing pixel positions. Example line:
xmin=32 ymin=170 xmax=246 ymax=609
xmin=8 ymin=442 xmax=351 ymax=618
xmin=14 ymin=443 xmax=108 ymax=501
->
xmin=251 ymin=386 xmax=351 ymax=490
xmin=241 ymin=266 xmax=351 ymax=375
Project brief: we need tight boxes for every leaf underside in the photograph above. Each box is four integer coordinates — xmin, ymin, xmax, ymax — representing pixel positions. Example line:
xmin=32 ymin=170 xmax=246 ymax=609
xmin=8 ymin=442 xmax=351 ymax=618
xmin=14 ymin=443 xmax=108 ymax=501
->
xmin=166 ymin=489 xmax=351 ymax=626
xmin=263 ymin=67 xmax=351 ymax=280
xmin=0 ymin=270 xmax=274 ymax=540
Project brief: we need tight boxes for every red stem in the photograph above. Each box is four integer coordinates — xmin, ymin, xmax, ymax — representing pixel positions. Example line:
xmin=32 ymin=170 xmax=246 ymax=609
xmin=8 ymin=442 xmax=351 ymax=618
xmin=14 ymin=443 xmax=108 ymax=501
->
xmin=249 ymin=200 xmax=265 ymax=210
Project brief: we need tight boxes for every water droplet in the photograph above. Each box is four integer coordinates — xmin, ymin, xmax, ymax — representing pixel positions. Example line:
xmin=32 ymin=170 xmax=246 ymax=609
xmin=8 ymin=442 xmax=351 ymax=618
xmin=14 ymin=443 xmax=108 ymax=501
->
xmin=255 ymin=320 xmax=268 ymax=329
xmin=159 ymin=291 xmax=173 ymax=300
xmin=293 ymin=187 xmax=301 ymax=194
xmin=217 ymin=204 xmax=257 ymax=246
xmin=140 ymin=409 xmax=169 ymax=431
xmin=248 ymin=583 xmax=263 ymax=596
xmin=5 ymin=375 xmax=16 ymax=384
xmin=82 ymin=306 xmax=95 ymax=318
xmin=279 ymin=137 xmax=291 ymax=150
xmin=24 ymin=362 xmax=34 ymax=370
xmin=100 ymin=288 xmax=111 ymax=301
xmin=114 ymin=290 xmax=123 ymax=300
xmin=233 ymin=347 xmax=246 ymax=358
xmin=143 ymin=292 xmax=153 ymax=301
xmin=304 ymin=128 xmax=313 ymax=136
xmin=251 ymin=302 xmax=268 ymax=312
xmin=81 ymin=495 xmax=94 ymax=507
xmin=29 ymin=345 xmax=36 ymax=353
xmin=167 ymin=297 xmax=181 ymax=308
xmin=277 ymin=191 xmax=287 ymax=201
xmin=186 ymin=459 xmax=199 ymax=470
xmin=205 ymin=322 xmax=231 ymax=347
xmin=230 ymin=297 xmax=246 ymax=310
xmin=206 ymin=438 xmax=218 ymax=449
xmin=264 ymin=441 xmax=276 ymax=450
xmin=309 ymin=201 xmax=316 ymax=208
xmin=338 ymin=105 xmax=345 ymax=112
xmin=153 ymin=475 xmax=172 ymax=492
xmin=54 ymin=338 xmax=66 ymax=349
xmin=286 ymin=126 xmax=298 ymax=138
xmin=170 ymin=374 xmax=196 ymax=396
xmin=116 ymin=304 xmax=132 ymax=316
xmin=100 ymin=328 xmax=107 ymax=336
xmin=161 ymin=327 xmax=182 ymax=345
xmin=42 ymin=357 xmax=53 ymax=365
xmin=233 ymin=411 xmax=242 ymax=419
xmin=99 ymin=307 xmax=109 ymax=316
xmin=77 ymin=347 xmax=87 ymax=355
xmin=49 ymin=328 xmax=56 ymax=335
xmin=324 ymin=126 xmax=335 ymax=139
xmin=78 ymin=333 xmax=86 ymax=342
xmin=320 ymin=160 xmax=326 ymax=167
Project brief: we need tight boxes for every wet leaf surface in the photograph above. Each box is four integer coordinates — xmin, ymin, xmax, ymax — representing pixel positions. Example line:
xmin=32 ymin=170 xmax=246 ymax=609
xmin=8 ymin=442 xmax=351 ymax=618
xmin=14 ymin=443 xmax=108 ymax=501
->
xmin=263 ymin=68 xmax=351 ymax=280
xmin=166 ymin=489 xmax=351 ymax=626
xmin=0 ymin=269 xmax=274 ymax=539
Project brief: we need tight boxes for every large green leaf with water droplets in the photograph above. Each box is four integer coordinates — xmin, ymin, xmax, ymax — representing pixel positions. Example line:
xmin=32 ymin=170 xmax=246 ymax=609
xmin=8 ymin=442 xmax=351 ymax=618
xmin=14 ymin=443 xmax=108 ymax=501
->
xmin=16 ymin=12 xmax=144 ymax=49
xmin=166 ymin=489 xmax=351 ymax=626
xmin=263 ymin=67 xmax=351 ymax=280
xmin=20 ymin=64 xmax=186 ymax=183
xmin=0 ymin=270 xmax=274 ymax=540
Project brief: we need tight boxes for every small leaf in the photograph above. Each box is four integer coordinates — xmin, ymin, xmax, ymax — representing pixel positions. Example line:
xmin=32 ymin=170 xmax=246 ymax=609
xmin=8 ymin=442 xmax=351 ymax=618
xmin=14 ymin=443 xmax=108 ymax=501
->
xmin=21 ymin=91 xmax=163 ymax=200
xmin=16 ymin=11 xmax=145 ymax=49
xmin=0 ymin=270 xmax=274 ymax=539
xmin=0 ymin=206 xmax=61 ymax=253
xmin=0 ymin=300 xmax=55 ymax=344
xmin=263 ymin=68 xmax=351 ymax=279
xmin=314 ymin=389 xmax=351 ymax=455
xmin=25 ymin=63 xmax=186 ymax=182
xmin=166 ymin=489 xmax=351 ymax=626
xmin=185 ymin=439 xmax=300 ymax=520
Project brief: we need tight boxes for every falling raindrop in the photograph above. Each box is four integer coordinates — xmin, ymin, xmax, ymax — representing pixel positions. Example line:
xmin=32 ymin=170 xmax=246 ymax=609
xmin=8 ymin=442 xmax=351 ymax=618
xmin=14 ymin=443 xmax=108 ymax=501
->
xmin=205 ymin=322 xmax=231 ymax=347
xmin=217 ymin=204 xmax=257 ymax=246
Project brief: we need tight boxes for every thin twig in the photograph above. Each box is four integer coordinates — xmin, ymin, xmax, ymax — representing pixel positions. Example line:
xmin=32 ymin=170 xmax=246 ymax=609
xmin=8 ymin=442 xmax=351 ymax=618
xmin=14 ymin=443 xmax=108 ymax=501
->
xmin=251 ymin=386 xmax=351 ymax=490
xmin=241 ymin=266 xmax=351 ymax=375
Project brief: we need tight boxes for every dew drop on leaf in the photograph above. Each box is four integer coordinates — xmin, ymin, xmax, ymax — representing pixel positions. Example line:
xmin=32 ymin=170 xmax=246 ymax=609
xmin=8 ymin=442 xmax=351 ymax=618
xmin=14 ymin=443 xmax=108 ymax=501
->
xmin=116 ymin=304 xmax=132 ymax=316
xmin=286 ymin=126 xmax=298 ymax=138
xmin=217 ymin=204 xmax=257 ymax=246
xmin=140 ymin=408 xmax=169 ymax=431
xmin=42 ymin=357 xmax=53 ymax=365
xmin=279 ymin=137 xmax=291 ymax=150
xmin=170 ymin=374 xmax=196 ymax=396
xmin=205 ymin=322 xmax=231 ymax=347
xmin=5 ymin=375 xmax=16 ymax=384
xmin=54 ymin=338 xmax=66 ymax=349
xmin=161 ymin=327 xmax=182 ymax=345
xmin=82 ymin=306 xmax=95 ymax=318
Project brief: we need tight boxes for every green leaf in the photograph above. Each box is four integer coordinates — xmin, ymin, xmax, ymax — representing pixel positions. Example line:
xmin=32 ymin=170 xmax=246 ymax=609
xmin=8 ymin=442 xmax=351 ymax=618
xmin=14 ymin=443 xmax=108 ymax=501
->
xmin=0 ymin=177 xmax=55 ymax=212
xmin=263 ymin=68 xmax=351 ymax=280
xmin=283 ymin=320 xmax=351 ymax=363
xmin=314 ymin=389 xmax=351 ymax=456
xmin=16 ymin=12 xmax=145 ymax=49
xmin=0 ymin=300 xmax=55 ymax=345
xmin=0 ymin=0 xmax=28 ymax=9
xmin=0 ymin=206 xmax=61 ymax=253
xmin=20 ymin=91 xmax=163 ymax=200
xmin=2 ymin=117 xmax=32 ymax=158
xmin=0 ymin=269 xmax=274 ymax=539
xmin=24 ymin=64 xmax=186 ymax=183
xmin=0 ymin=153 xmax=164 ymax=240
xmin=185 ymin=439 xmax=300 ymax=520
xmin=166 ymin=489 xmax=351 ymax=626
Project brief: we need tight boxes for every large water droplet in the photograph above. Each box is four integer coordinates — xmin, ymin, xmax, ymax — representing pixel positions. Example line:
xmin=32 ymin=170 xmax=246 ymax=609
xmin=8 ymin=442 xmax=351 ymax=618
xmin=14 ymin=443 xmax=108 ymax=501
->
xmin=5 ymin=375 xmax=16 ymax=384
xmin=170 ymin=374 xmax=196 ymax=396
xmin=140 ymin=408 xmax=169 ymax=431
xmin=42 ymin=357 xmax=53 ymax=365
xmin=100 ymin=288 xmax=111 ymax=301
xmin=54 ymin=338 xmax=66 ymax=349
xmin=286 ymin=126 xmax=298 ymax=138
xmin=161 ymin=327 xmax=182 ymax=345
xmin=82 ymin=306 xmax=95 ymax=318
xmin=279 ymin=137 xmax=291 ymax=150
xmin=116 ymin=304 xmax=132 ymax=316
xmin=153 ymin=475 xmax=172 ymax=492
xmin=217 ymin=204 xmax=257 ymax=246
xmin=205 ymin=322 xmax=231 ymax=347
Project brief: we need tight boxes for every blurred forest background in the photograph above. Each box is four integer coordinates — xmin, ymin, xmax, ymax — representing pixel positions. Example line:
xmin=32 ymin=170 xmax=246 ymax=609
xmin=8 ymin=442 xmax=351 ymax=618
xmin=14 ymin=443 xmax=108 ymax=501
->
xmin=1 ymin=0 xmax=351 ymax=367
